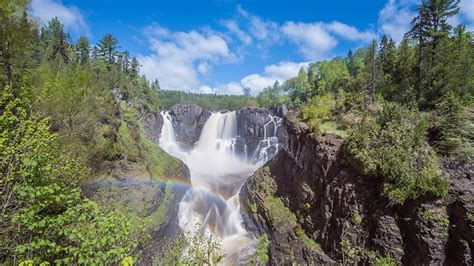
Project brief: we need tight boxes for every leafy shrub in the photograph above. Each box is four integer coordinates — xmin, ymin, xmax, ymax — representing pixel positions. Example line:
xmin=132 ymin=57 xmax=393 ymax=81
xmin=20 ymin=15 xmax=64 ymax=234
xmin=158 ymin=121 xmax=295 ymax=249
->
xmin=373 ymin=253 xmax=397 ymax=266
xmin=346 ymin=102 xmax=449 ymax=204
xmin=251 ymin=234 xmax=270 ymax=265
xmin=300 ymin=93 xmax=335 ymax=132
xmin=0 ymin=90 xmax=137 ymax=264
xmin=433 ymin=91 xmax=472 ymax=157
xmin=159 ymin=224 xmax=225 ymax=265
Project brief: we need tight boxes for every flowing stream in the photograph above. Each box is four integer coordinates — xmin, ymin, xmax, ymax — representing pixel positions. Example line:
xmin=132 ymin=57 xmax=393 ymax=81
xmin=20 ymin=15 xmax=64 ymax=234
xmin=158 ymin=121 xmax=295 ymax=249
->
xmin=159 ymin=110 xmax=279 ymax=264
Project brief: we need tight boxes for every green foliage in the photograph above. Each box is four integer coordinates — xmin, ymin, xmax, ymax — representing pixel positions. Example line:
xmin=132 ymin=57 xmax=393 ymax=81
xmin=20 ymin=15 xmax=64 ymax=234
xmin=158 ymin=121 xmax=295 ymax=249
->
xmin=340 ymin=237 xmax=360 ymax=263
xmin=257 ymin=81 xmax=288 ymax=109
xmin=300 ymin=93 xmax=335 ymax=131
xmin=0 ymin=89 xmax=137 ymax=264
xmin=295 ymin=227 xmax=322 ymax=251
xmin=281 ymin=67 xmax=311 ymax=107
xmin=347 ymin=103 xmax=449 ymax=204
xmin=159 ymin=89 xmax=258 ymax=110
xmin=252 ymin=235 xmax=270 ymax=265
xmin=312 ymin=58 xmax=350 ymax=95
xmin=440 ymin=214 xmax=450 ymax=228
xmin=159 ymin=224 xmax=225 ymax=265
xmin=351 ymin=210 xmax=362 ymax=225
xmin=421 ymin=209 xmax=435 ymax=222
xmin=121 ymin=256 xmax=134 ymax=266
xmin=372 ymin=253 xmax=397 ymax=266
xmin=433 ymin=91 xmax=472 ymax=156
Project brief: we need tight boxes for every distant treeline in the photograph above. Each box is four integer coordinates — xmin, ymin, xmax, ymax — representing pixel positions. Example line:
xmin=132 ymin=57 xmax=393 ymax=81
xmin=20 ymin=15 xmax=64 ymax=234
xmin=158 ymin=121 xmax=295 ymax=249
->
xmin=159 ymin=90 xmax=258 ymax=110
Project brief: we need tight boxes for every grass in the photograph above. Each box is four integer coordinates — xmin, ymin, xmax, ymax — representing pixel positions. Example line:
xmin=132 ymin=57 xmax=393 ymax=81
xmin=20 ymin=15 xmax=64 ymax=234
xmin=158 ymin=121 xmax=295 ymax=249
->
xmin=320 ymin=121 xmax=348 ymax=138
xmin=117 ymin=103 xmax=183 ymax=180
xmin=295 ymin=227 xmax=322 ymax=251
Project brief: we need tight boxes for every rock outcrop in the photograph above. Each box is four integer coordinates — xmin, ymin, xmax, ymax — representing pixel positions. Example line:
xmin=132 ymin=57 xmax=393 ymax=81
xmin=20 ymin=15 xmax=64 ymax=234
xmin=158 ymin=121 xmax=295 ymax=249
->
xmin=240 ymin=115 xmax=473 ymax=265
xmin=169 ymin=104 xmax=211 ymax=149
xmin=235 ymin=107 xmax=277 ymax=159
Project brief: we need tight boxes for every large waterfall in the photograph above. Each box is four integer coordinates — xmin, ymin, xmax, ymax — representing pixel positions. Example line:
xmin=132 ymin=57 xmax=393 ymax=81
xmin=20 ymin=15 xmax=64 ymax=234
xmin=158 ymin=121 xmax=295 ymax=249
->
xmin=159 ymin=110 xmax=279 ymax=264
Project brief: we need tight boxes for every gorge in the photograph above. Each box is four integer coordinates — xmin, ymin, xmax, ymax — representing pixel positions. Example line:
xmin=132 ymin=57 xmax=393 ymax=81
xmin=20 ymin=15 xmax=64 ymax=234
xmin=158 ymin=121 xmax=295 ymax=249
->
xmin=152 ymin=104 xmax=472 ymax=265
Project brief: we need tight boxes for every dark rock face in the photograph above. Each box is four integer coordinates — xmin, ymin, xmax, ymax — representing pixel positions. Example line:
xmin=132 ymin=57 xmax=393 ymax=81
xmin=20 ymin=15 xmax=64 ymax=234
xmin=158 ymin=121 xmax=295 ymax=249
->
xmin=169 ymin=104 xmax=211 ymax=149
xmin=240 ymin=115 xmax=473 ymax=264
xmin=235 ymin=107 xmax=276 ymax=158
xmin=137 ymin=105 xmax=164 ymax=144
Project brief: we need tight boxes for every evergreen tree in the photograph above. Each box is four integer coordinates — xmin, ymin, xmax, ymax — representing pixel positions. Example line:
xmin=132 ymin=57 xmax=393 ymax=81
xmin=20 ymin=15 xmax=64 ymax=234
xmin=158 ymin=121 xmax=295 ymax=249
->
xmin=130 ymin=57 xmax=140 ymax=78
xmin=0 ymin=1 xmax=37 ymax=88
xmin=406 ymin=1 xmax=430 ymax=103
xmin=394 ymin=39 xmax=416 ymax=104
xmin=364 ymin=39 xmax=378 ymax=103
xmin=243 ymin=87 xmax=251 ymax=96
xmin=41 ymin=17 xmax=70 ymax=64
xmin=153 ymin=79 xmax=161 ymax=90
xmin=97 ymin=33 xmax=118 ymax=64
xmin=75 ymin=36 xmax=90 ymax=65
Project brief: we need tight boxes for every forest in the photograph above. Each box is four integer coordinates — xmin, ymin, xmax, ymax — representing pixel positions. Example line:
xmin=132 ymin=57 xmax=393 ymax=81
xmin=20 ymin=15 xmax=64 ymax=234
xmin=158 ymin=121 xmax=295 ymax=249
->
xmin=1 ymin=0 xmax=472 ymax=265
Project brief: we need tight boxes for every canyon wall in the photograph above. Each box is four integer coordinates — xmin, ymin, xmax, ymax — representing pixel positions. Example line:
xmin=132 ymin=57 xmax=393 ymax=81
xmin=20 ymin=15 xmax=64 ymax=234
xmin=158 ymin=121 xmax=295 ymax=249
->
xmin=240 ymin=115 xmax=473 ymax=265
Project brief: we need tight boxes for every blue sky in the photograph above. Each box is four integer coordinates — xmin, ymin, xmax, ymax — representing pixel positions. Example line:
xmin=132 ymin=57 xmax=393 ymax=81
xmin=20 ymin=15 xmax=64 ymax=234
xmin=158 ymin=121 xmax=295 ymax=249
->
xmin=28 ymin=0 xmax=474 ymax=95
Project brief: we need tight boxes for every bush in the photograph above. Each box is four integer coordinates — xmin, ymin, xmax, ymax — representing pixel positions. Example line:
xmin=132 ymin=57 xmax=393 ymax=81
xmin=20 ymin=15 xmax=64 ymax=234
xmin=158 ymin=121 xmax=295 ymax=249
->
xmin=0 ymin=90 xmax=137 ymax=264
xmin=346 ymin=102 xmax=449 ymax=204
xmin=300 ymin=93 xmax=335 ymax=131
xmin=433 ymin=91 xmax=472 ymax=157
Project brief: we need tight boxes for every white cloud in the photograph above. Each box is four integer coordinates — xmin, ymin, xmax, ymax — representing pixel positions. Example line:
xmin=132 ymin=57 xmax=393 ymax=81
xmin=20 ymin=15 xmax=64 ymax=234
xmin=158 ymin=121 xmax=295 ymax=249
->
xmin=237 ymin=5 xmax=279 ymax=45
xmin=281 ymin=22 xmax=337 ymax=60
xmin=378 ymin=0 xmax=417 ymax=42
xmin=222 ymin=20 xmax=252 ymax=45
xmin=241 ymin=61 xmax=309 ymax=93
xmin=460 ymin=0 xmax=474 ymax=22
xmin=138 ymin=24 xmax=235 ymax=90
xmin=219 ymin=82 xmax=245 ymax=95
xmin=327 ymin=21 xmax=376 ymax=41
xmin=29 ymin=0 xmax=88 ymax=35
xmin=197 ymin=62 xmax=211 ymax=75
xmin=198 ymin=85 xmax=214 ymax=94
xmin=204 ymin=61 xmax=309 ymax=95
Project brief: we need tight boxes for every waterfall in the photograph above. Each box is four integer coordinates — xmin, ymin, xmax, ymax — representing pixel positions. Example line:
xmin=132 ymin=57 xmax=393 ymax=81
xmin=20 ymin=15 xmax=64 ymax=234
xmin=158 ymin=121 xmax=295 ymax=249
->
xmin=159 ymin=111 xmax=279 ymax=264
xmin=253 ymin=115 xmax=281 ymax=164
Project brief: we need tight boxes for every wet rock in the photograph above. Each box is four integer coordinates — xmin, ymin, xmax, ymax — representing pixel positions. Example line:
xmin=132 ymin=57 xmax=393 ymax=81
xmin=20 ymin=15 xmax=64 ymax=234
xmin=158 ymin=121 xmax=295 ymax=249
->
xmin=169 ymin=104 xmax=211 ymax=149
xmin=235 ymin=107 xmax=275 ymax=158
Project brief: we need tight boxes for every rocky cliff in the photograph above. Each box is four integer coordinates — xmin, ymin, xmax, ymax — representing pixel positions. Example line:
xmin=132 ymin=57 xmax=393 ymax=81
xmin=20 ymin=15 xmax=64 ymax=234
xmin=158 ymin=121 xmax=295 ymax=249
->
xmin=169 ymin=104 xmax=212 ymax=149
xmin=240 ymin=115 xmax=473 ymax=265
xmin=235 ymin=107 xmax=276 ymax=158
xmin=84 ymin=97 xmax=192 ymax=265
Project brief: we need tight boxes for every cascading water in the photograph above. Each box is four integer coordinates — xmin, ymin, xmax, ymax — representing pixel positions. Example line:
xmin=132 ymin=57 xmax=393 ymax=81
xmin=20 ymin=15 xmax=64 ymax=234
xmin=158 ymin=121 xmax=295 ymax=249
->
xmin=159 ymin=110 xmax=280 ymax=264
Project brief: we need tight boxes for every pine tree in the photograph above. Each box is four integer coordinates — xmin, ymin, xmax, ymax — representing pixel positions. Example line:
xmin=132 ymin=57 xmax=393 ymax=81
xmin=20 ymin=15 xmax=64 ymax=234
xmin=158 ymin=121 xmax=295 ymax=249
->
xmin=153 ymin=79 xmax=161 ymax=90
xmin=394 ymin=39 xmax=416 ymax=104
xmin=347 ymin=50 xmax=357 ymax=77
xmin=41 ymin=17 xmax=70 ymax=64
xmin=364 ymin=39 xmax=378 ymax=103
xmin=130 ymin=57 xmax=140 ymax=78
xmin=97 ymin=33 xmax=118 ymax=64
xmin=75 ymin=36 xmax=90 ymax=65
